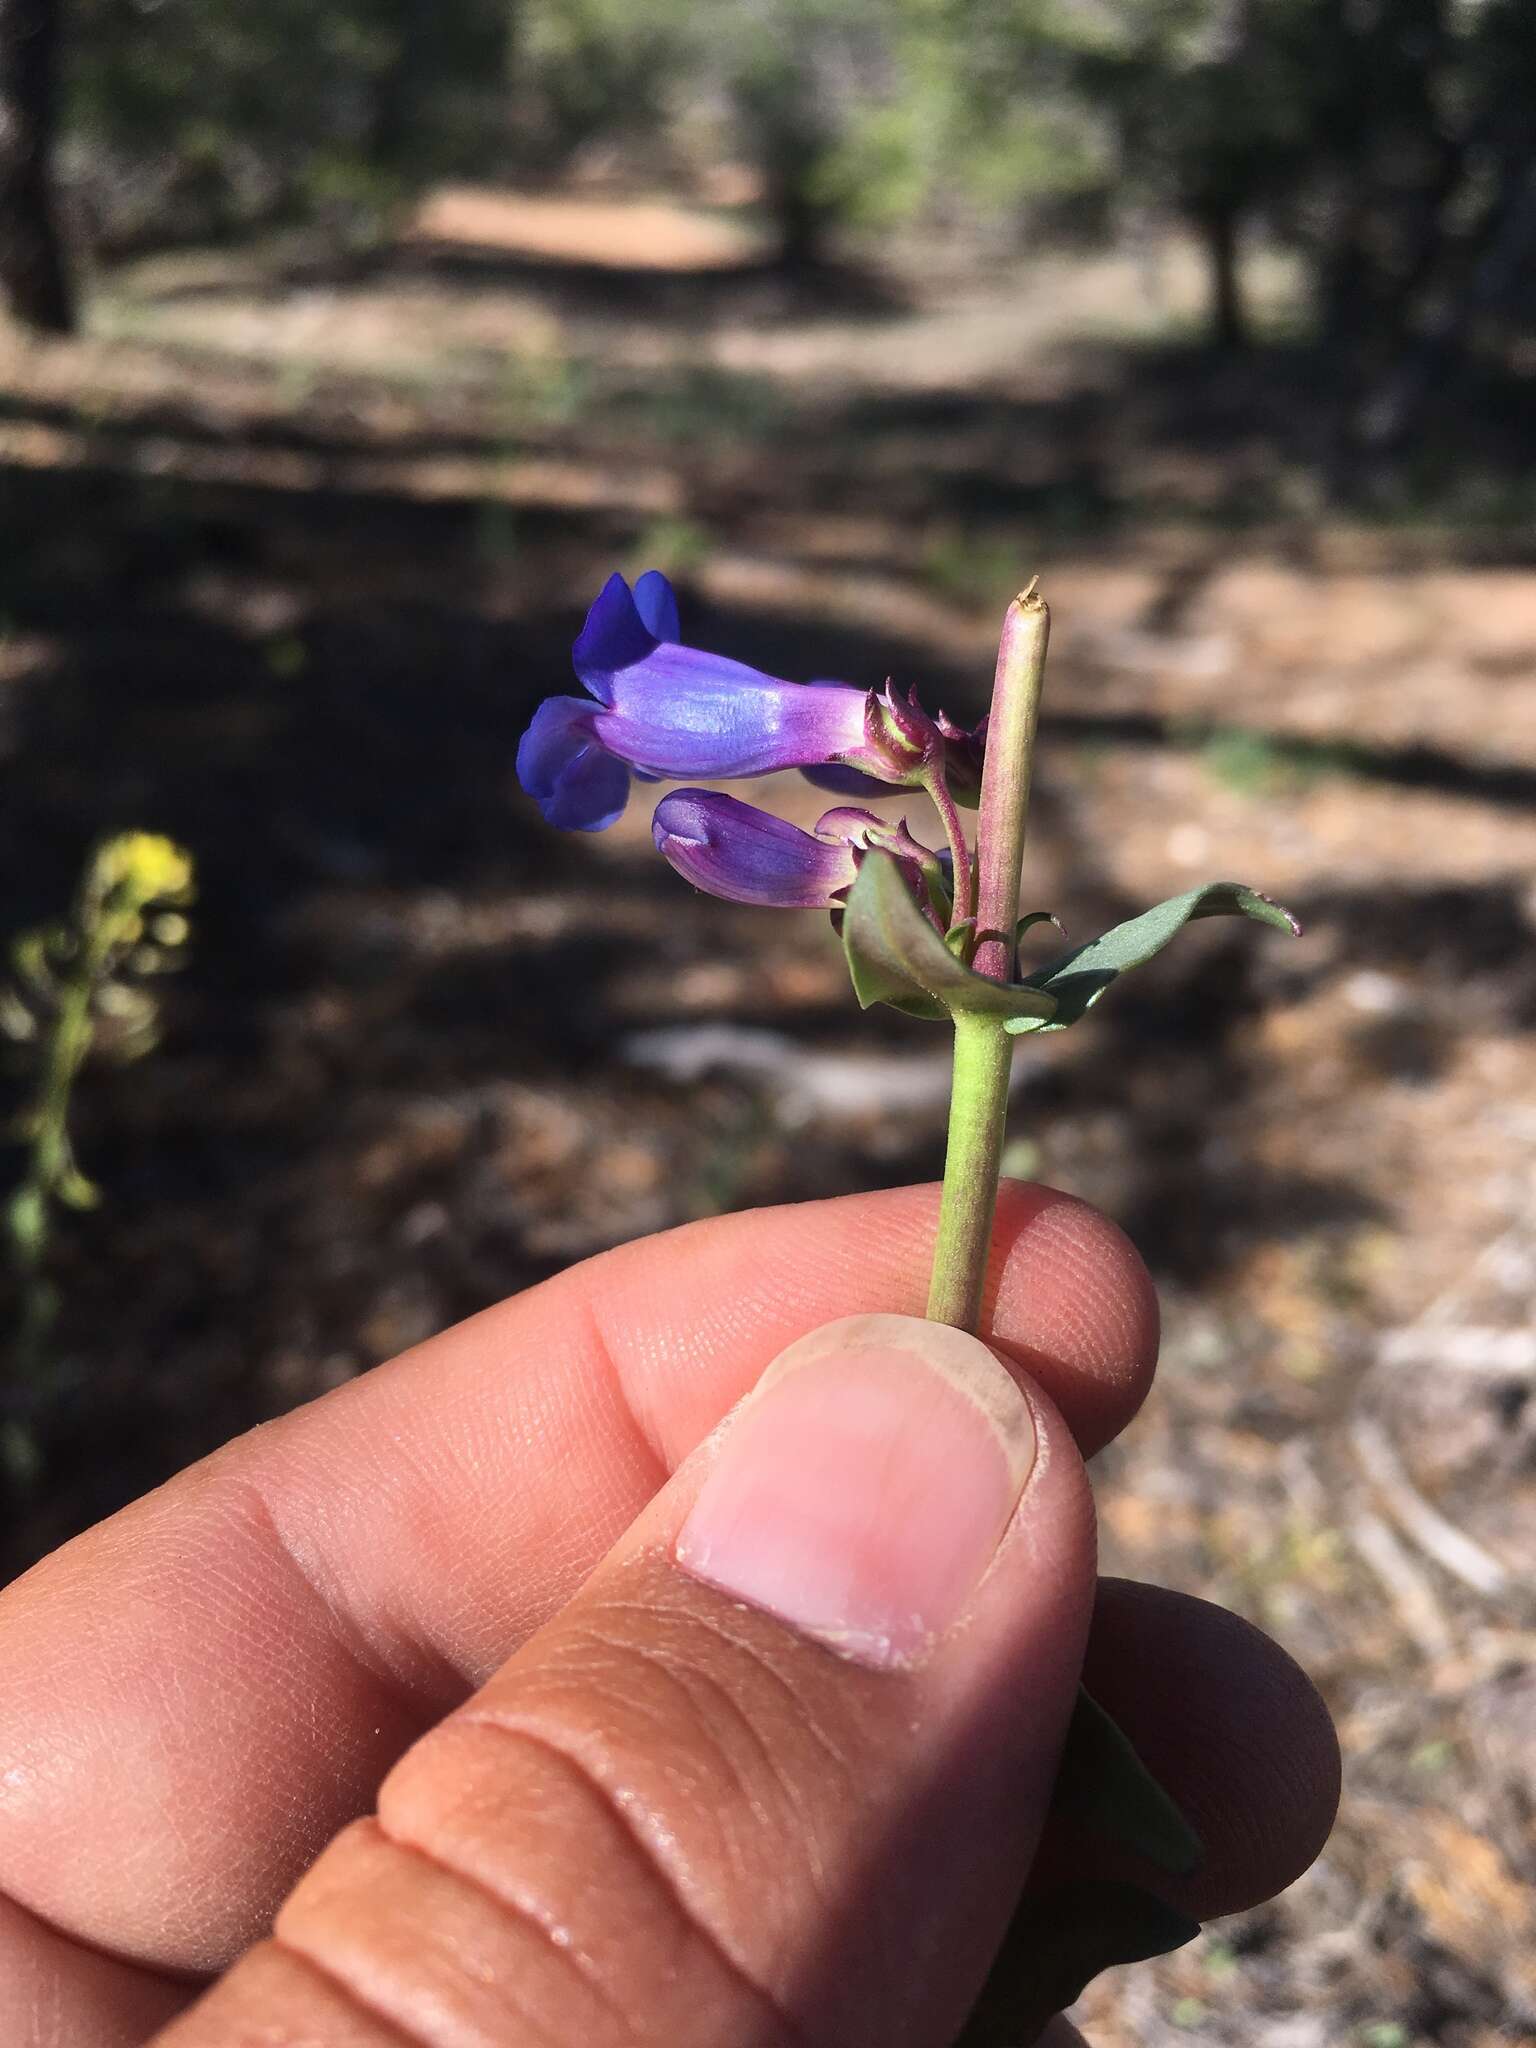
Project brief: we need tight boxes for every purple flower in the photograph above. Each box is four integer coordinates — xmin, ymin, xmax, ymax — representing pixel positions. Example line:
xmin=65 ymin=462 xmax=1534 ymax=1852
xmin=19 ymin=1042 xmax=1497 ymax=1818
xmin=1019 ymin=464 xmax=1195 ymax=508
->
xmin=516 ymin=571 xmax=984 ymax=831
xmin=518 ymin=571 xmax=861 ymax=831
xmin=653 ymin=791 xmax=943 ymax=911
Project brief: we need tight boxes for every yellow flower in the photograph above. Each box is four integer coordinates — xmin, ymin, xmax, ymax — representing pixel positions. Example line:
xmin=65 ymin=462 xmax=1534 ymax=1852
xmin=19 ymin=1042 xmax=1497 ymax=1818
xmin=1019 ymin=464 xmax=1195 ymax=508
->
xmin=93 ymin=833 xmax=195 ymax=911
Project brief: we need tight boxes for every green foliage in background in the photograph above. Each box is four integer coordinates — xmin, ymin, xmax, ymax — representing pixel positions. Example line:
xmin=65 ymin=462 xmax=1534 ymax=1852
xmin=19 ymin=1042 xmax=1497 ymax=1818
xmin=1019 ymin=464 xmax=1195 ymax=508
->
xmin=2 ymin=834 xmax=194 ymax=1465
xmin=833 ymin=0 xmax=1115 ymax=231
xmin=9 ymin=0 xmax=1530 ymax=424
xmin=512 ymin=0 xmax=689 ymax=172
xmin=67 ymin=0 xmax=511 ymax=248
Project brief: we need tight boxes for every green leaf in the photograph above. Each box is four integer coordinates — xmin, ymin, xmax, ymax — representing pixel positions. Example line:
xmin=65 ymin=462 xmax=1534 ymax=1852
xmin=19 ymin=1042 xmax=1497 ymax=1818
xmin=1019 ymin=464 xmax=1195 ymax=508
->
xmin=842 ymin=853 xmax=1058 ymax=1027
xmin=1005 ymin=881 xmax=1301 ymax=1035
xmin=1052 ymin=1686 xmax=1203 ymax=1876
xmin=956 ymin=1881 xmax=1202 ymax=2046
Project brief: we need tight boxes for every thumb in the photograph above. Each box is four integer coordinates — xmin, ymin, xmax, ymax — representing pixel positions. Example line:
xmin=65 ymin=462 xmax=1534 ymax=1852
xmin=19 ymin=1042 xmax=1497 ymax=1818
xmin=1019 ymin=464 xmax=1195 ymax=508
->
xmin=155 ymin=1313 xmax=1098 ymax=2048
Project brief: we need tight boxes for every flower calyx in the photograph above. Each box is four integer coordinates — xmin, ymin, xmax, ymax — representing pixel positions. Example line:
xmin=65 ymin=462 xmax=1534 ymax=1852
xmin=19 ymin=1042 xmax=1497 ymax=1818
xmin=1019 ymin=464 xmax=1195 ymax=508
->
xmin=815 ymin=806 xmax=944 ymax=880
xmin=834 ymin=685 xmax=984 ymax=804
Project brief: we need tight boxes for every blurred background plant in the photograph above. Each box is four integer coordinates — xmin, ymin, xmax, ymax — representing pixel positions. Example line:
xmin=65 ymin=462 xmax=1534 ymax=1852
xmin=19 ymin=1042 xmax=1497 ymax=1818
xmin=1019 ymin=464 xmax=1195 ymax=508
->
xmin=1 ymin=833 xmax=193 ymax=1474
xmin=0 ymin=0 xmax=1533 ymax=2039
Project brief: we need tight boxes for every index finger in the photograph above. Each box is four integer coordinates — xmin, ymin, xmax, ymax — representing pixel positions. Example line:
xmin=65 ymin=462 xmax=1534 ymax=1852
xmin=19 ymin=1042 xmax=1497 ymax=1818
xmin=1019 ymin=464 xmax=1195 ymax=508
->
xmin=0 ymin=1180 xmax=1156 ymax=1982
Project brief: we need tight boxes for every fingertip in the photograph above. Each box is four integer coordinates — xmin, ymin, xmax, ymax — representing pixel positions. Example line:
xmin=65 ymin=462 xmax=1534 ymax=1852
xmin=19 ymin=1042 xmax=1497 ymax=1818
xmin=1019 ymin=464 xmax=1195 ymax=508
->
xmin=576 ymin=1180 xmax=1159 ymax=1471
xmin=1034 ymin=2017 xmax=1091 ymax=2047
xmin=985 ymin=1184 xmax=1160 ymax=1458
xmin=1081 ymin=1581 xmax=1341 ymax=1921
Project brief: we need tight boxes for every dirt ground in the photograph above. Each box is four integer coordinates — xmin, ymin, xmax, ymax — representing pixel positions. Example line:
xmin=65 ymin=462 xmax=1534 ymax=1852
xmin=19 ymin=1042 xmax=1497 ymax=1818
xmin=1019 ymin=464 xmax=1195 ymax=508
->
xmin=1 ymin=188 xmax=1533 ymax=2045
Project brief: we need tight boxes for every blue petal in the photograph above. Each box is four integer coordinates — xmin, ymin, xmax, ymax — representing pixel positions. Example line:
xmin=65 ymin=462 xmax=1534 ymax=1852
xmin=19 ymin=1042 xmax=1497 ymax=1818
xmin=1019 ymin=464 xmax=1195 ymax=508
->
xmin=516 ymin=696 xmax=631 ymax=831
xmin=517 ymin=696 xmax=588 ymax=801
xmin=652 ymin=791 xmax=856 ymax=907
xmin=633 ymin=569 xmax=681 ymax=642
xmin=542 ymin=744 xmax=629 ymax=831
xmin=572 ymin=574 xmax=658 ymax=707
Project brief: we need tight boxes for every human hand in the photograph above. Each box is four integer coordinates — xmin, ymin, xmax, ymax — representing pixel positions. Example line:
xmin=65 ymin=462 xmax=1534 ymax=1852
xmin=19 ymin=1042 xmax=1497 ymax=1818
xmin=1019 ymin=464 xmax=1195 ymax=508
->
xmin=0 ymin=1183 xmax=1338 ymax=2046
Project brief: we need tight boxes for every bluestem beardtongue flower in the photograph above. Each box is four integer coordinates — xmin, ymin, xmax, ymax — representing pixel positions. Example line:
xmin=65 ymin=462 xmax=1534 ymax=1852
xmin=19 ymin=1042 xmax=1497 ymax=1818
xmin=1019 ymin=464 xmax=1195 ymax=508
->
xmin=517 ymin=570 xmax=985 ymax=831
xmin=517 ymin=570 xmax=1304 ymax=2028
xmin=652 ymin=791 xmax=946 ymax=912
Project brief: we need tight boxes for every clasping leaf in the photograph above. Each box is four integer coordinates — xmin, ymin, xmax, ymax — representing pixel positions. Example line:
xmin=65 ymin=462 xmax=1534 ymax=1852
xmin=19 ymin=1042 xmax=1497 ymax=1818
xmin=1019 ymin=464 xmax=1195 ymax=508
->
xmin=842 ymin=853 xmax=1058 ymax=1026
xmin=1005 ymin=881 xmax=1300 ymax=1035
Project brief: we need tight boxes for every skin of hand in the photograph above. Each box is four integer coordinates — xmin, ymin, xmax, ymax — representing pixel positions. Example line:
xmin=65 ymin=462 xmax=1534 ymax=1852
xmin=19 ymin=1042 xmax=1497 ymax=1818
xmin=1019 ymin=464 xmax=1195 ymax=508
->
xmin=0 ymin=1182 xmax=1339 ymax=2048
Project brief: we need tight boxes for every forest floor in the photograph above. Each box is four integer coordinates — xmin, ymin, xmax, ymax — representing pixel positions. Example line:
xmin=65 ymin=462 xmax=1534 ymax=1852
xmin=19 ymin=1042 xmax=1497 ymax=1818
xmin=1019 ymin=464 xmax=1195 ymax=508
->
xmin=1 ymin=187 xmax=1534 ymax=2045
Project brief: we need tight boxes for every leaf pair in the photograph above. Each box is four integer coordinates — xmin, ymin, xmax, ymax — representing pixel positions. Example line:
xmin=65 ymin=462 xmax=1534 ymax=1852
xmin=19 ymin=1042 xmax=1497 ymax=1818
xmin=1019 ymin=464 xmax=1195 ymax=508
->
xmin=842 ymin=851 xmax=1299 ymax=1030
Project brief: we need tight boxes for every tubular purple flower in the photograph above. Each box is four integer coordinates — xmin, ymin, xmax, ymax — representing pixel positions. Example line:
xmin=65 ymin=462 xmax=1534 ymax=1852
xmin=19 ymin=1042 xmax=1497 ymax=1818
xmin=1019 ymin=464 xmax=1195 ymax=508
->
xmin=516 ymin=571 xmax=986 ymax=832
xmin=653 ymin=792 xmax=859 ymax=907
xmin=520 ymin=572 xmax=868 ymax=831
xmin=652 ymin=791 xmax=945 ymax=912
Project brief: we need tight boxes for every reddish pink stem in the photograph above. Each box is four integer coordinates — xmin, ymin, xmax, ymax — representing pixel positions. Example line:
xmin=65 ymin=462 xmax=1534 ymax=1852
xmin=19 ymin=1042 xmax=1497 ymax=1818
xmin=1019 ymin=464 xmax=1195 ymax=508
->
xmin=971 ymin=589 xmax=1050 ymax=983
xmin=921 ymin=763 xmax=973 ymax=925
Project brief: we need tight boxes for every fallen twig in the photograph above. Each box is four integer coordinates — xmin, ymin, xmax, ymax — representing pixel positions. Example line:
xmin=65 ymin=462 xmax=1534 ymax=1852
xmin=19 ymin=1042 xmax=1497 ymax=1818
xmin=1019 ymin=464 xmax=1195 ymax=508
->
xmin=1350 ymin=1415 xmax=1510 ymax=1599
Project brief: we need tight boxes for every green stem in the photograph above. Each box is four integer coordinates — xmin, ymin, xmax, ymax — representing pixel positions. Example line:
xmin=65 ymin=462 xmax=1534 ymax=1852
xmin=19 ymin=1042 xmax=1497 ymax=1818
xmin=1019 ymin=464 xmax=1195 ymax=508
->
xmin=6 ymin=957 xmax=89 ymax=1387
xmin=927 ymin=1011 xmax=1014 ymax=1328
xmin=29 ymin=972 xmax=95 ymax=1216
xmin=927 ymin=586 xmax=1051 ymax=1333
xmin=7 ymin=884 xmax=114 ymax=1389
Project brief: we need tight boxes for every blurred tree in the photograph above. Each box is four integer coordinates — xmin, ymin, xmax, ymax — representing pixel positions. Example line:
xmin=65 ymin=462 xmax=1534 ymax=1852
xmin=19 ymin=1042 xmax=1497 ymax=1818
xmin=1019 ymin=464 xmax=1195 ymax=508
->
xmin=1065 ymin=0 xmax=1536 ymax=397
xmin=868 ymin=0 xmax=1536 ymax=390
xmin=868 ymin=0 xmax=1311 ymax=351
xmin=1075 ymin=0 xmax=1313 ymax=352
xmin=0 ymin=0 xmax=75 ymax=332
xmin=1284 ymin=0 xmax=1536 ymax=454
xmin=366 ymin=0 xmax=441 ymax=168
xmin=509 ymin=0 xmax=685 ymax=176
xmin=18 ymin=0 xmax=1531 ymax=426
xmin=515 ymin=0 xmax=863 ymax=273
xmin=67 ymin=0 xmax=514 ymax=254
xmin=717 ymin=0 xmax=955 ymax=276
xmin=817 ymin=0 xmax=1115 ymax=276
xmin=734 ymin=37 xmax=842 ymax=273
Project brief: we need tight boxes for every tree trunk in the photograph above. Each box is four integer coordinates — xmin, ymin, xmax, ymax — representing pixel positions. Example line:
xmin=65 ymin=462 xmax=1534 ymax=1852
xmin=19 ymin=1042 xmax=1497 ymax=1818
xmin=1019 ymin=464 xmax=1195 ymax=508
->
xmin=1356 ymin=158 xmax=1536 ymax=458
xmin=1197 ymin=202 xmax=1246 ymax=351
xmin=769 ymin=165 xmax=830 ymax=275
xmin=368 ymin=0 xmax=432 ymax=170
xmin=760 ymin=108 xmax=835 ymax=276
xmin=739 ymin=55 xmax=834 ymax=278
xmin=0 ymin=0 xmax=74 ymax=334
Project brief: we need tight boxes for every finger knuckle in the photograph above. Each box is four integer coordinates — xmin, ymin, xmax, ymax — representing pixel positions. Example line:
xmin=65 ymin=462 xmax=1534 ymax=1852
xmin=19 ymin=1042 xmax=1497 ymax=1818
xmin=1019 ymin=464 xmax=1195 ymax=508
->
xmin=376 ymin=1580 xmax=872 ymax=2044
